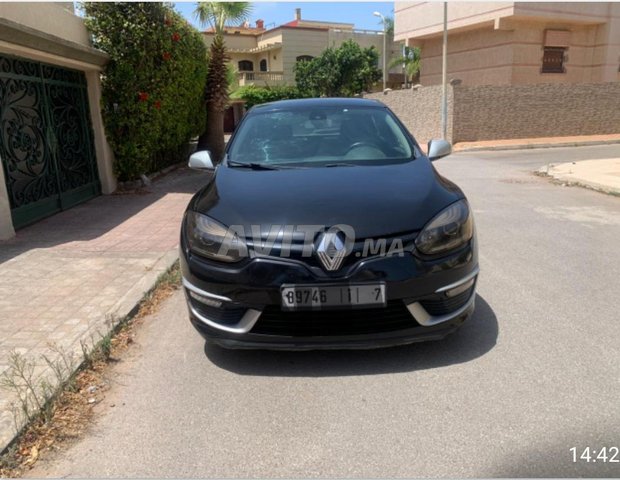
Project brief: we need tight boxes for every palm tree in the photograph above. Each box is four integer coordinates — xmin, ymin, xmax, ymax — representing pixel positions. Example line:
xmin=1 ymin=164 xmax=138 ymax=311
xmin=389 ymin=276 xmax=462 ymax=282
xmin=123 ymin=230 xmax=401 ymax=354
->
xmin=194 ymin=2 xmax=252 ymax=161
xmin=389 ymin=46 xmax=421 ymax=86
xmin=380 ymin=15 xmax=421 ymax=86
xmin=383 ymin=16 xmax=394 ymax=37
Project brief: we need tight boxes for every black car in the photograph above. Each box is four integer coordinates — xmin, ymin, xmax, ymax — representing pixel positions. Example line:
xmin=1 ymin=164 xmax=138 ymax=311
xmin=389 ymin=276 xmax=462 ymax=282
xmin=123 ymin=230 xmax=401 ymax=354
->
xmin=180 ymin=98 xmax=478 ymax=350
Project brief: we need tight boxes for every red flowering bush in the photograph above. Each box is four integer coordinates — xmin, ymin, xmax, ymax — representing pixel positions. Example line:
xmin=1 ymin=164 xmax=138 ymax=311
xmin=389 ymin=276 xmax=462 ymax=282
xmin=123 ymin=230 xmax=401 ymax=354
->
xmin=83 ymin=3 xmax=207 ymax=180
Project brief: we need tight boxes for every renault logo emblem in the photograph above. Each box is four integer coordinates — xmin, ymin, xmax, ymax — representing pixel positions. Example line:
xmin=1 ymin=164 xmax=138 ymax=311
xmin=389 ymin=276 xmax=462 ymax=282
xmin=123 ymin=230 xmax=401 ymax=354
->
xmin=315 ymin=231 xmax=348 ymax=271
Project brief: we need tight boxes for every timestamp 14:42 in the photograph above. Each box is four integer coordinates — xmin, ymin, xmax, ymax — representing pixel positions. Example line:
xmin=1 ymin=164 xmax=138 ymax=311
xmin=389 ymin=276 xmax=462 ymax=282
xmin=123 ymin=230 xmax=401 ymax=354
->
xmin=570 ymin=446 xmax=619 ymax=463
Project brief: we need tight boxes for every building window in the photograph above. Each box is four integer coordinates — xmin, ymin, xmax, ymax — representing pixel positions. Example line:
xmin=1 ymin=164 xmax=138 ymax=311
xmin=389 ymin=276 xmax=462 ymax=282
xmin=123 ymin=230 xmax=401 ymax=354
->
xmin=296 ymin=55 xmax=313 ymax=63
xmin=542 ymin=47 xmax=566 ymax=73
xmin=238 ymin=60 xmax=254 ymax=72
xmin=259 ymin=59 xmax=267 ymax=72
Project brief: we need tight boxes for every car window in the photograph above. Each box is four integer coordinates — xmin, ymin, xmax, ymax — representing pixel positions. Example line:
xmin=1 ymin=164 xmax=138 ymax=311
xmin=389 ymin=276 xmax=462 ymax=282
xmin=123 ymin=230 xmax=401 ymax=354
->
xmin=227 ymin=106 xmax=415 ymax=167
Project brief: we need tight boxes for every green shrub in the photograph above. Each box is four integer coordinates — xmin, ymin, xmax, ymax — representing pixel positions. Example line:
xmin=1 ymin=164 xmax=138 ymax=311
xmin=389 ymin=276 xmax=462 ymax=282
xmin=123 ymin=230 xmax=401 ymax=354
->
xmin=82 ymin=2 xmax=207 ymax=181
xmin=294 ymin=40 xmax=382 ymax=97
xmin=234 ymin=85 xmax=308 ymax=109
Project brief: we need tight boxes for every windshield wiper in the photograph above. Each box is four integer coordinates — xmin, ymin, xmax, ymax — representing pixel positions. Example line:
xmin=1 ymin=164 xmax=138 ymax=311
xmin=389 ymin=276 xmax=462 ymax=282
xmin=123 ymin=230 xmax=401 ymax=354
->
xmin=227 ymin=161 xmax=281 ymax=170
xmin=324 ymin=163 xmax=356 ymax=168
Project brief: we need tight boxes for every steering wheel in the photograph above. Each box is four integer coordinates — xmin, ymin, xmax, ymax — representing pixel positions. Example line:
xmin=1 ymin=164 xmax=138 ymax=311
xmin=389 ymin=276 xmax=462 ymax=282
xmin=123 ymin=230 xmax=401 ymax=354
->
xmin=345 ymin=142 xmax=381 ymax=154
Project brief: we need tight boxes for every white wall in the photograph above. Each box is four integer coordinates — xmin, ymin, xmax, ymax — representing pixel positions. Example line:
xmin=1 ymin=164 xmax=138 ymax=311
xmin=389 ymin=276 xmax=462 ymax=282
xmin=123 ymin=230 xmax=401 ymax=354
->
xmin=0 ymin=2 xmax=91 ymax=46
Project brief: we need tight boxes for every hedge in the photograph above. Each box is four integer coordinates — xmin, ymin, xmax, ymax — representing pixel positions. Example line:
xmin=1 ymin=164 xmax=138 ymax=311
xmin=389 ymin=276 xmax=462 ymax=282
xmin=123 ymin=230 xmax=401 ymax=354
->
xmin=233 ymin=85 xmax=308 ymax=109
xmin=82 ymin=3 xmax=208 ymax=181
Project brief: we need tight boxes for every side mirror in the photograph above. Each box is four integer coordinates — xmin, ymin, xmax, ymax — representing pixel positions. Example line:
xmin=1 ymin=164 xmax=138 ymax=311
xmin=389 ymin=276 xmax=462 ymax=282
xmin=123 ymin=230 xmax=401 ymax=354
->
xmin=427 ymin=139 xmax=452 ymax=161
xmin=188 ymin=150 xmax=215 ymax=170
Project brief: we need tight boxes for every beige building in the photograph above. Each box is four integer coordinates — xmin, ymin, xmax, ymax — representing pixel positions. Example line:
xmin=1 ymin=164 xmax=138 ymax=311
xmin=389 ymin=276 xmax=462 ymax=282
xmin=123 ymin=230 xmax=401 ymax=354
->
xmin=394 ymin=2 xmax=620 ymax=86
xmin=203 ymin=8 xmax=401 ymax=88
xmin=0 ymin=3 xmax=114 ymax=239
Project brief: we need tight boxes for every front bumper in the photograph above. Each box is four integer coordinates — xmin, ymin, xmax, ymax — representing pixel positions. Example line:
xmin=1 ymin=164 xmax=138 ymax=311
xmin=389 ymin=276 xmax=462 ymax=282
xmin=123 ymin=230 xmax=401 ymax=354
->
xmin=180 ymin=238 xmax=478 ymax=350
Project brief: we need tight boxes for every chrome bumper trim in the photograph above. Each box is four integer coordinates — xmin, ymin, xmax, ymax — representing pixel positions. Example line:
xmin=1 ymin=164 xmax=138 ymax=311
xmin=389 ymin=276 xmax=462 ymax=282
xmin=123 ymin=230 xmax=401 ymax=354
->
xmin=183 ymin=277 xmax=262 ymax=333
xmin=188 ymin=303 xmax=262 ymax=334
xmin=182 ymin=277 xmax=233 ymax=303
xmin=434 ymin=266 xmax=480 ymax=294
xmin=406 ymin=291 xmax=476 ymax=327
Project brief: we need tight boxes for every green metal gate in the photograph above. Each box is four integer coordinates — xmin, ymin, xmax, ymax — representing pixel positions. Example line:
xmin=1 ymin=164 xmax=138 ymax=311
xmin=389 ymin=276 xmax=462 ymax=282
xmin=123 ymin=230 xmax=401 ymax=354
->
xmin=0 ymin=54 xmax=100 ymax=229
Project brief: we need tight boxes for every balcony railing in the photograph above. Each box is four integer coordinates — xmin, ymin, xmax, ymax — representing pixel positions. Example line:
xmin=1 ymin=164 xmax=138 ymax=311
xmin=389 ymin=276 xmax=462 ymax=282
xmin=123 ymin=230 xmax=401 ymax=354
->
xmin=237 ymin=71 xmax=285 ymax=86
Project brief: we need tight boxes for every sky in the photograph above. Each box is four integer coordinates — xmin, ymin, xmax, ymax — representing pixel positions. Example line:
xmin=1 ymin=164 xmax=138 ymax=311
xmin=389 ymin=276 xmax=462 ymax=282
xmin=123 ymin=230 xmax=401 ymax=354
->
xmin=173 ymin=2 xmax=395 ymax=32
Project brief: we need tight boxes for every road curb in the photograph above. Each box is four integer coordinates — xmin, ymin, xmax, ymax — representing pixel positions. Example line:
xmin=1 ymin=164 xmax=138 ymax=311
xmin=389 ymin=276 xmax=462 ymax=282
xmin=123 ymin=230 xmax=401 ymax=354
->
xmin=537 ymin=166 xmax=620 ymax=197
xmin=107 ymin=249 xmax=179 ymax=325
xmin=454 ymin=139 xmax=620 ymax=153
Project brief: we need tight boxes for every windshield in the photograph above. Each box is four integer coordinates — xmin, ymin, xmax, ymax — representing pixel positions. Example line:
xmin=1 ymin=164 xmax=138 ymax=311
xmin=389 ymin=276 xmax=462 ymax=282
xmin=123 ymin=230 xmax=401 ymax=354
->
xmin=227 ymin=106 xmax=415 ymax=167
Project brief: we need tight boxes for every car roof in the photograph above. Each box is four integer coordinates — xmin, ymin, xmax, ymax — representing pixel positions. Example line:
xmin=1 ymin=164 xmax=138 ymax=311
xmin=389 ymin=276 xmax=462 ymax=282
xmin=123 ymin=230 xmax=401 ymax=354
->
xmin=250 ymin=97 xmax=386 ymax=112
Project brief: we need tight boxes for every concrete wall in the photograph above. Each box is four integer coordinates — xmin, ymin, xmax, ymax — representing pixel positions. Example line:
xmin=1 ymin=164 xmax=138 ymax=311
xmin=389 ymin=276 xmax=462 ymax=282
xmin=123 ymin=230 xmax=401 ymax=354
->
xmin=508 ymin=20 xmax=616 ymax=85
xmin=268 ymin=47 xmax=284 ymax=72
xmin=365 ymin=81 xmax=620 ymax=146
xmin=204 ymin=32 xmax=256 ymax=51
xmin=418 ymin=24 xmax=515 ymax=85
xmin=365 ymin=86 xmax=453 ymax=146
xmin=417 ymin=18 xmax=618 ymax=86
xmin=0 ymin=2 xmax=91 ymax=46
xmin=452 ymin=81 xmax=620 ymax=141
xmin=394 ymin=2 xmax=516 ymax=41
xmin=513 ymin=2 xmax=615 ymax=23
xmin=256 ymin=29 xmax=283 ymax=48
xmin=0 ymin=159 xmax=12 ymax=240
xmin=296 ymin=20 xmax=354 ymax=30
xmin=591 ymin=3 xmax=620 ymax=83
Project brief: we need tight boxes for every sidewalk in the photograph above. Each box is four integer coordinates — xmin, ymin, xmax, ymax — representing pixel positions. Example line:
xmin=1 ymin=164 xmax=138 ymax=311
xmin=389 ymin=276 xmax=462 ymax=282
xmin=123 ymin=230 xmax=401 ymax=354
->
xmin=539 ymin=157 xmax=620 ymax=196
xmin=453 ymin=133 xmax=620 ymax=152
xmin=0 ymin=167 xmax=208 ymax=451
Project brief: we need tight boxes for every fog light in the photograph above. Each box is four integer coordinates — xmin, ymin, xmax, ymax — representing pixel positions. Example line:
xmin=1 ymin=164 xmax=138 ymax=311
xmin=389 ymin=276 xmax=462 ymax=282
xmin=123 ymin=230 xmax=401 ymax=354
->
xmin=445 ymin=278 xmax=475 ymax=298
xmin=189 ymin=290 xmax=222 ymax=308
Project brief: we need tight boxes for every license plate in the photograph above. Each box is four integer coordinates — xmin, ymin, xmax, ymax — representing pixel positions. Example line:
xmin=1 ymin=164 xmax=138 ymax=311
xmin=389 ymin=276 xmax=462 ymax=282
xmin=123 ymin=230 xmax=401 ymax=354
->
xmin=281 ymin=284 xmax=386 ymax=310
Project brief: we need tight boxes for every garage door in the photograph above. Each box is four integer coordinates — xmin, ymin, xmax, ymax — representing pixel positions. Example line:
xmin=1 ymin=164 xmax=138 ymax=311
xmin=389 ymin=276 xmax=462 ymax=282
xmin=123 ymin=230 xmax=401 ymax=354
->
xmin=0 ymin=54 xmax=100 ymax=229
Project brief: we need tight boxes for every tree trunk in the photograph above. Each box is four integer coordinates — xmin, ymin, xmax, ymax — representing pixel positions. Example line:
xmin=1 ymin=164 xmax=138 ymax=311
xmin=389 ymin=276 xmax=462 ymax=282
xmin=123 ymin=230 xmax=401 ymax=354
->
xmin=196 ymin=110 xmax=209 ymax=151
xmin=204 ymin=103 xmax=225 ymax=163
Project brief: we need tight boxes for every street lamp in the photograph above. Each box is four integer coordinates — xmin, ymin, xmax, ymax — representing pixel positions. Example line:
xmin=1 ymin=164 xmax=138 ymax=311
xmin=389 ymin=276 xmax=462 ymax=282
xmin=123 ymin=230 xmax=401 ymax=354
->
xmin=373 ymin=11 xmax=387 ymax=92
xmin=441 ymin=1 xmax=448 ymax=139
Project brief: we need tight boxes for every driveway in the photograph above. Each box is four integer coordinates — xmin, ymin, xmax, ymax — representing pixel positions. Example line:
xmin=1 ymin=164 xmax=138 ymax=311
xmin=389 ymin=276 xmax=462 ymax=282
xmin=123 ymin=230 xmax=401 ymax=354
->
xmin=29 ymin=145 xmax=620 ymax=478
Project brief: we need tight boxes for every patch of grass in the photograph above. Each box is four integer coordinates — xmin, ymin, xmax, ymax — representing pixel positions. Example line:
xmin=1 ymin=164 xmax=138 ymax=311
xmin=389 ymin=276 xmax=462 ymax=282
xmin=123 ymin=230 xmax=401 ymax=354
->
xmin=0 ymin=261 xmax=181 ymax=477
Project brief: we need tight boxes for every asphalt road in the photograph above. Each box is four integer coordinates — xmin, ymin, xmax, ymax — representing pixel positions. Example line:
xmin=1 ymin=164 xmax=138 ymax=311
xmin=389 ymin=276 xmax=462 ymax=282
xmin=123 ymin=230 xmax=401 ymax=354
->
xmin=30 ymin=145 xmax=620 ymax=478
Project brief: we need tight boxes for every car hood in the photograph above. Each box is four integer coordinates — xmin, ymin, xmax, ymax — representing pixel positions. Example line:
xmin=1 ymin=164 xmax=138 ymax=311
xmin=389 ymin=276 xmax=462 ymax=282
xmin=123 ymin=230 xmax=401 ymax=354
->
xmin=190 ymin=159 xmax=463 ymax=239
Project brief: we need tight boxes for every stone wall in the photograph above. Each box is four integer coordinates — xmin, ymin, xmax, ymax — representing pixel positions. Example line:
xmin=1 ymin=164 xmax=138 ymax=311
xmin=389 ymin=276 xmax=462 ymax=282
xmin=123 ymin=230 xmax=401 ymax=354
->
xmin=365 ymin=85 xmax=453 ymax=147
xmin=452 ymin=82 xmax=620 ymax=142
xmin=367 ymin=81 xmax=620 ymax=145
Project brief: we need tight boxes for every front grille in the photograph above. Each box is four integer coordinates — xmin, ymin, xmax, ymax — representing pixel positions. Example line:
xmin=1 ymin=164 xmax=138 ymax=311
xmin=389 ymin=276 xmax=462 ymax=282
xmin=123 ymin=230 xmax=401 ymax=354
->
xmin=249 ymin=231 xmax=418 ymax=272
xmin=250 ymin=301 xmax=417 ymax=337
xmin=419 ymin=287 xmax=473 ymax=316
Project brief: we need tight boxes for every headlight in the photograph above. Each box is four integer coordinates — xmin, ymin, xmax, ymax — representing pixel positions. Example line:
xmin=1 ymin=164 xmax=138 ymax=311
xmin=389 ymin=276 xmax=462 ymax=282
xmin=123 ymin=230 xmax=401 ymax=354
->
xmin=415 ymin=200 xmax=473 ymax=255
xmin=185 ymin=211 xmax=247 ymax=262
